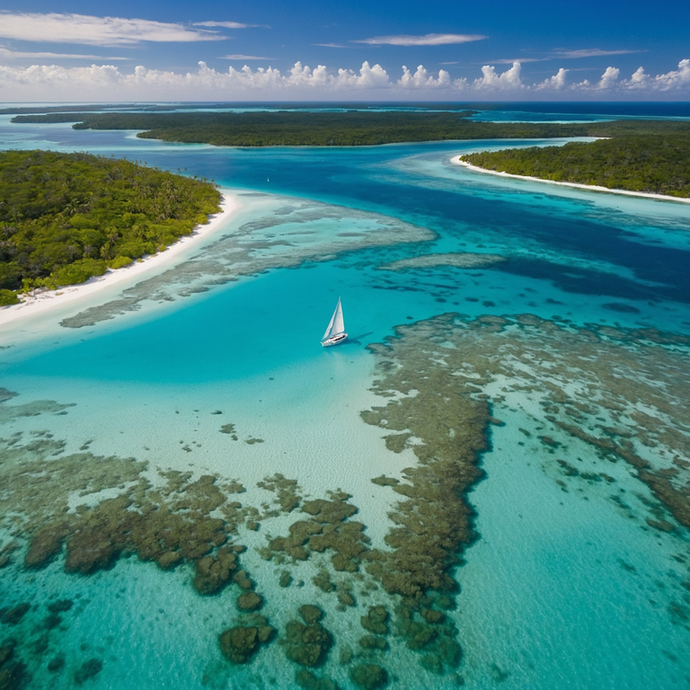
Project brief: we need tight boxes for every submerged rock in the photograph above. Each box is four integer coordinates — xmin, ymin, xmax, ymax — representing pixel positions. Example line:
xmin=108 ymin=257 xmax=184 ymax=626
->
xmin=1 ymin=604 xmax=30 ymax=626
xmin=237 ymin=592 xmax=263 ymax=612
xmin=299 ymin=605 xmax=324 ymax=624
xmin=295 ymin=669 xmax=340 ymax=690
xmin=47 ymin=655 xmax=65 ymax=673
xmin=281 ymin=616 xmax=333 ymax=667
xmin=360 ymin=606 xmax=389 ymax=636
xmin=219 ymin=622 xmax=274 ymax=664
xmin=74 ymin=658 xmax=103 ymax=685
xmin=349 ymin=664 xmax=388 ymax=689
xmin=192 ymin=546 xmax=237 ymax=596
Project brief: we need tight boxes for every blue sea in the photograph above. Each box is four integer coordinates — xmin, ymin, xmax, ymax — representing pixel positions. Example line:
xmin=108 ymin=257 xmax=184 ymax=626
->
xmin=0 ymin=104 xmax=689 ymax=690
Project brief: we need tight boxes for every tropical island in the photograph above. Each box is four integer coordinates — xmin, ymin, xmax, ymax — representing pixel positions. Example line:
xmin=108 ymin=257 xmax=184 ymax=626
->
xmin=460 ymin=132 xmax=690 ymax=198
xmin=11 ymin=110 xmax=690 ymax=147
xmin=0 ymin=150 xmax=221 ymax=306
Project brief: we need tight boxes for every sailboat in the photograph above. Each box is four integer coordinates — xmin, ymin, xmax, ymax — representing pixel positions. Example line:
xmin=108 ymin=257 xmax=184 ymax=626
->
xmin=321 ymin=297 xmax=348 ymax=347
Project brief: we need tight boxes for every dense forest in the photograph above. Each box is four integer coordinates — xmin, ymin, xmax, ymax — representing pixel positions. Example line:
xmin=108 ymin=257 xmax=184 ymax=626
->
xmin=461 ymin=133 xmax=690 ymax=198
xmin=12 ymin=111 xmax=690 ymax=147
xmin=0 ymin=150 xmax=221 ymax=305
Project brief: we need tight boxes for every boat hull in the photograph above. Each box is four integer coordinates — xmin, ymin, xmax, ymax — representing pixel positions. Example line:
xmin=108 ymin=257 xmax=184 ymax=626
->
xmin=321 ymin=332 xmax=348 ymax=347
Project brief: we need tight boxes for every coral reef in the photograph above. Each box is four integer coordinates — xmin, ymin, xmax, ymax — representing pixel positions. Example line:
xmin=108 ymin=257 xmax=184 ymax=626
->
xmin=74 ymin=658 xmax=103 ymax=685
xmin=280 ymin=607 xmax=333 ymax=667
xmin=257 ymin=473 xmax=302 ymax=514
xmin=349 ymin=664 xmax=388 ymax=689
xmin=379 ymin=252 xmax=506 ymax=272
xmin=360 ymin=606 xmax=389 ymax=636
xmin=218 ymin=619 xmax=275 ymax=665
xmin=295 ymin=669 xmax=340 ymax=690
xmin=237 ymin=592 xmax=263 ymax=612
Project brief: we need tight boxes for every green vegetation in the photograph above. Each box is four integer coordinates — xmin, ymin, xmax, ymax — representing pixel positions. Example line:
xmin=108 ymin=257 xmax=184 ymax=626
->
xmin=461 ymin=133 xmax=690 ymax=198
xmin=0 ymin=150 xmax=221 ymax=302
xmin=11 ymin=111 xmax=690 ymax=148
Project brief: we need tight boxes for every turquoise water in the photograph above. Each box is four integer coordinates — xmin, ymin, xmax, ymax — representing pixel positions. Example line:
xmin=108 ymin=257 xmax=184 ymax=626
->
xmin=0 ymin=110 xmax=689 ymax=690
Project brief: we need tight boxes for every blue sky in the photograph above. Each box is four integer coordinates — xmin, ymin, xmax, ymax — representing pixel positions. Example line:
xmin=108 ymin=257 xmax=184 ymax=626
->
xmin=0 ymin=0 xmax=689 ymax=101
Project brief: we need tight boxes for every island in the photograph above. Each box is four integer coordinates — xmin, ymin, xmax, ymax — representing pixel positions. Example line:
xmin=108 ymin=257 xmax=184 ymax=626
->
xmin=0 ymin=150 xmax=221 ymax=305
xmin=459 ymin=132 xmax=690 ymax=199
xmin=11 ymin=110 xmax=690 ymax=148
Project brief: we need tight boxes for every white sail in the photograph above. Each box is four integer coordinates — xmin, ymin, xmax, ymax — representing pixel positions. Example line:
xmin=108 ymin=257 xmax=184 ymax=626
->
xmin=322 ymin=298 xmax=345 ymax=340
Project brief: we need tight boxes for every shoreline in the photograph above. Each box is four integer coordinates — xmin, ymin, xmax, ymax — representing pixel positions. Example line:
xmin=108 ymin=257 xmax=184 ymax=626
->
xmin=451 ymin=156 xmax=690 ymax=205
xmin=0 ymin=191 xmax=239 ymax=328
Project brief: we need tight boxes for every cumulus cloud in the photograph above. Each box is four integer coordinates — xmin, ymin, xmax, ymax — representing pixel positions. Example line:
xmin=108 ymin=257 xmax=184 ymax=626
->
xmin=473 ymin=61 xmax=523 ymax=90
xmin=624 ymin=66 xmax=650 ymax=90
xmin=652 ymin=58 xmax=690 ymax=90
xmin=398 ymin=65 xmax=451 ymax=88
xmin=597 ymin=66 xmax=620 ymax=89
xmin=537 ymin=68 xmax=568 ymax=90
xmin=355 ymin=33 xmax=487 ymax=46
xmin=0 ymin=58 xmax=689 ymax=101
xmin=0 ymin=12 xmax=226 ymax=45
xmin=333 ymin=62 xmax=391 ymax=88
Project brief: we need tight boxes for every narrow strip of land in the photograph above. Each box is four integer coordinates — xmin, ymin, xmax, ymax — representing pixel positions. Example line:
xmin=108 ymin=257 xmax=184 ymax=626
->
xmin=456 ymin=132 xmax=690 ymax=199
xmin=451 ymin=156 xmax=690 ymax=204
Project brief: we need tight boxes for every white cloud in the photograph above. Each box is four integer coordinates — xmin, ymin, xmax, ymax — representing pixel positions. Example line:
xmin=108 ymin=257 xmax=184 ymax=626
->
xmin=193 ymin=21 xmax=260 ymax=29
xmin=537 ymin=68 xmax=568 ymax=90
xmin=552 ymin=48 xmax=642 ymax=59
xmin=0 ymin=12 xmax=225 ymax=45
xmin=355 ymin=33 xmax=487 ymax=46
xmin=624 ymin=66 xmax=650 ymax=90
xmin=398 ymin=65 xmax=451 ymax=88
xmin=0 ymin=58 xmax=689 ymax=101
xmin=597 ymin=66 xmax=620 ymax=89
xmin=333 ymin=62 xmax=391 ymax=88
xmin=490 ymin=57 xmax=547 ymax=64
xmin=473 ymin=61 xmax=524 ymax=90
xmin=652 ymin=58 xmax=690 ymax=90
xmin=0 ymin=46 xmax=128 ymax=60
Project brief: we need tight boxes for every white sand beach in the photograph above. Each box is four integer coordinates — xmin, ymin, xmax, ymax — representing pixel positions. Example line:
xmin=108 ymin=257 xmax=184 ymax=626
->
xmin=0 ymin=191 xmax=240 ymax=330
xmin=451 ymin=156 xmax=690 ymax=205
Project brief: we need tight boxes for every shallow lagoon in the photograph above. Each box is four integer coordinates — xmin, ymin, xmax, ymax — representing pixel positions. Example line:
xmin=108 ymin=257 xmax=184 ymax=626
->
xmin=0 ymin=107 xmax=689 ymax=690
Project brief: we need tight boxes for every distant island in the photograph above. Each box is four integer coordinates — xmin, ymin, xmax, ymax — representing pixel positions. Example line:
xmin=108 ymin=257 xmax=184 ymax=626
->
xmin=0 ymin=150 xmax=221 ymax=305
xmin=11 ymin=110 xmax=690 ymax=147
xmin=460 ymin=132 xmax=690 ymax=199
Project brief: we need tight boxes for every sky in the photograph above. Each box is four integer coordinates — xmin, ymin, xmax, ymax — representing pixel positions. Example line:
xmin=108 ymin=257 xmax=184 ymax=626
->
xmin=0 ymin=0 xmax=689 ymax=102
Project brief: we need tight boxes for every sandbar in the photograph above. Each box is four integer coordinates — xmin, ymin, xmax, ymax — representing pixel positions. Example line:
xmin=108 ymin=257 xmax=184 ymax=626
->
xmin=451 ymin=156 xmax=690 ymax=205
xmin=0 ymin=191 xmax=239 ymax=329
